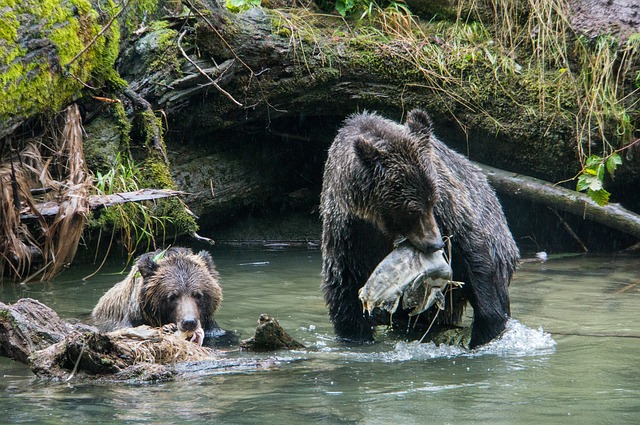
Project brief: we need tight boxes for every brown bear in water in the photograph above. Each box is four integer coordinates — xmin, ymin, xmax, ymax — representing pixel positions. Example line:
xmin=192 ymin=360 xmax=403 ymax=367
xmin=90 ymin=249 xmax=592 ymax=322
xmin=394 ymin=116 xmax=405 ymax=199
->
xmin=320 ymin=109 xmax=520 ymax=348
xmin=92 ymin=247 xmax=224 ymax=346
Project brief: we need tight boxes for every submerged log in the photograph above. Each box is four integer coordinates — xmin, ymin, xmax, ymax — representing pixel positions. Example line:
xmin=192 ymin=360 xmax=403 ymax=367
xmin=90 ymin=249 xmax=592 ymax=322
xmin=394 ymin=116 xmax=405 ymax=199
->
xmin=0 ymin=298 xmax=297 ymax=382
xmin=477 ymin=163 xmax=640 ymax=240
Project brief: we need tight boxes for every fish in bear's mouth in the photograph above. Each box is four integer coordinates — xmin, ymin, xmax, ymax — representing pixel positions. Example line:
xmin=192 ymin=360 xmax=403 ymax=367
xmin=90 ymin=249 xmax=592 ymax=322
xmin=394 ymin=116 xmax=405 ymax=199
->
xmin=358 ymin=242 xmax=463 ymax=316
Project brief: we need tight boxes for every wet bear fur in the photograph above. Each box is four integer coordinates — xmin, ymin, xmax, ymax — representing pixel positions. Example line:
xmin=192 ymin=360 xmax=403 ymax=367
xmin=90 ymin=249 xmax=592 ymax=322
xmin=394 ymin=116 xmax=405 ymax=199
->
xmin=92 ymin=247 xmax=224 ymax=339
xmin=320 ymin=109 xmax=520 ymax=348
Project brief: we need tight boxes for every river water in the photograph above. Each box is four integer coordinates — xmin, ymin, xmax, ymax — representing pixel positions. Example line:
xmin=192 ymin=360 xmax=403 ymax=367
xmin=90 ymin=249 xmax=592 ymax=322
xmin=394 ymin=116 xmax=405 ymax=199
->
xmin=1 ymin=247 xmax=639 ymax=424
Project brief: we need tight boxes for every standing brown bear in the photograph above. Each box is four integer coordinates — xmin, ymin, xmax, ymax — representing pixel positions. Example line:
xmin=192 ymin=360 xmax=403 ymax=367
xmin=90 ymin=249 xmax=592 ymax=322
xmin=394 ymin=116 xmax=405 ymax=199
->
xmin=320 ymin=109 xmax=519 ymax=348
xmin=92 ymin=247 xmax=224 ymax=346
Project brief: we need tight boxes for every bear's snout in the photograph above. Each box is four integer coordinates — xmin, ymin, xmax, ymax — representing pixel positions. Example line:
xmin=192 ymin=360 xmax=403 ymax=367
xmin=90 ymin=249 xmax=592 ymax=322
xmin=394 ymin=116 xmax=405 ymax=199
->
xmin=175 ymin=296 xmax=202 ymax=333
xmin=180 ymin=318 xmax=198 ymax=332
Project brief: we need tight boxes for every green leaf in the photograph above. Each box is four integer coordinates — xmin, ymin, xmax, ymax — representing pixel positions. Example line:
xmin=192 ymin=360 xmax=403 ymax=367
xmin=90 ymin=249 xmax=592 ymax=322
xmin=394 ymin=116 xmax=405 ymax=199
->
xmin=335 ymin=0 xmax=354 ymax=16
xmin=576 ymin=174 xmax=592 ymax=192
xmin=596 ymin=163 xmax=605 ymax=181
xmin=588 ymin=176 xmax=603 ymax=191
xmin=152 ymin=246 xmax=170 ymax=262
xmin=585 ymin=155 xmax=602 ymax=168
xmin=605 ymin=153 xmax=622 ymax=176
xmin=584 ymin=167 xmax=597 ymax=175
xmin=588 ymin=188 xmax=610 ymax=206
xmin=225 ymin=0 xmax=260 ymax=12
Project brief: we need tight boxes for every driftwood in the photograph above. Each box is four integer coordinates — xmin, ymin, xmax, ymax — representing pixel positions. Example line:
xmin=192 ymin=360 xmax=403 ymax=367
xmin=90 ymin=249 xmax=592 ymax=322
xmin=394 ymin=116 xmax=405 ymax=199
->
xmin=19 ymin=189 xmax=183 ymax=220
xmin=240 ymin=314 xmax=305 ymax=351
xmin=477 ymin=163 xmax=640 ymax=240
xmin=0 ymin=298 xmax=298 ymax=382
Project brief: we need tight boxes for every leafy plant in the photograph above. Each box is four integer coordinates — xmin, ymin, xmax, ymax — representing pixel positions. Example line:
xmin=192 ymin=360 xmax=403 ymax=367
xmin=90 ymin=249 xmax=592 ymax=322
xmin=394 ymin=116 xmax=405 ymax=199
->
xmin=576 ymin=153 xmax=622 ymax=206
xmin=92 ymin=153 xmax=174 ymax=264
xmin=335 ymin=0 xmax=355 ymax=17
xmin=333 ymin=0 xmax=409 ymax=19
xmin=226 ymin=0 xmax=261 ymax=13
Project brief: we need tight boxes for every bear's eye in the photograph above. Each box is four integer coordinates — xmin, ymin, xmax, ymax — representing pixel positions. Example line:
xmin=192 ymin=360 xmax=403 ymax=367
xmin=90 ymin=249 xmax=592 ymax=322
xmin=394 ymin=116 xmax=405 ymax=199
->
xmin=167 ymin=293 xmax=178 ymax=303
xmin=193 ymin=292 xmax=203 ymax=301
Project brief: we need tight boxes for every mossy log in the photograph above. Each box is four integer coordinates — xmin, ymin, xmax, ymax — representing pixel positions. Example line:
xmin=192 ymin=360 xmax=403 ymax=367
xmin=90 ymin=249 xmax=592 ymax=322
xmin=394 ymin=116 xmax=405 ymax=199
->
xmin=117 ymin=0 xmax=640 ymax=236
xmin=0 ymin=298 xmax=297 ymax=382
xmin=4 ymin=0 xmax=640 ymax=247
xmin=0 ymin=0 xmax=121 ymax=139
xmin=478 ymin=163 xmax=640 ymax=240
xmin=121 ymin=0 xmax=639 ymax=180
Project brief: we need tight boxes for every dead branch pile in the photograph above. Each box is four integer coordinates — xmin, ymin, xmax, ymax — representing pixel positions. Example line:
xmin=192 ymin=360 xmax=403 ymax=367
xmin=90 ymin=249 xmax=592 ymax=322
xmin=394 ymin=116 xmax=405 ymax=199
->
xmin=1 ymin=104 xmax=90 ymax=280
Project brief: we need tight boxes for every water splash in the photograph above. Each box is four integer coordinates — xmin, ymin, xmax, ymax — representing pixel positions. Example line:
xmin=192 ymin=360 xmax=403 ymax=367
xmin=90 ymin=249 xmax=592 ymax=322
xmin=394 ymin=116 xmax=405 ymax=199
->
xmin=318 ymin=318 xmax=555 ymax=363
xmin=470 ymin=318 xmax=556 ymax=357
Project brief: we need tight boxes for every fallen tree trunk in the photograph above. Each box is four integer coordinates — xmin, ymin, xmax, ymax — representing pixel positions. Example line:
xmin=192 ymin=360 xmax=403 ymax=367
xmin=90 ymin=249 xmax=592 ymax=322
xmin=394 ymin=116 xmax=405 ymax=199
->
xmin=19 ymin=189 xmax=183 ymax=220
xmin=0 ymin=298 xmax=299 ymax=382
xmin=477 ymin=163 xmax=640 ymax=240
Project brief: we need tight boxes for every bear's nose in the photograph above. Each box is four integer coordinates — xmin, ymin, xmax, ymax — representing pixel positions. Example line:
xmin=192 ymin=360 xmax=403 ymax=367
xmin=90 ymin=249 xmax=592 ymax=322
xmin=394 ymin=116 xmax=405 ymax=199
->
xmin=181 ymin=318 xmax=198 ymax=331
xmin=424 ymin=240 xmax=445 ymax=253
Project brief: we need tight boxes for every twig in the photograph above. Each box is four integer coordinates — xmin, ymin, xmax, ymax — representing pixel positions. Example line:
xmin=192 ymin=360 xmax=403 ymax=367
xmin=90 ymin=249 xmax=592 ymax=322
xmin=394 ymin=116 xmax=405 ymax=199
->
xmin=193 ymin=233 xmax=215 ymax=245
xmin=612 ymin=279 xmax=640 ymax=295
xmin=548 ymin=207 xmax=588 ymax=252
xmin=64 ymin=0 xmax=133 ymax=69
xmin=9 ymin=152 xmax=21 ymax=210
xmin=418 ymin=308 xmax=441 ymax=343
xmin=176 ymin=30 xmax=242 ymax=106
xmin=66 ymin=337 xmax=86 ymax=382
xmin=66 ymin=70 xmax=98 ymax=90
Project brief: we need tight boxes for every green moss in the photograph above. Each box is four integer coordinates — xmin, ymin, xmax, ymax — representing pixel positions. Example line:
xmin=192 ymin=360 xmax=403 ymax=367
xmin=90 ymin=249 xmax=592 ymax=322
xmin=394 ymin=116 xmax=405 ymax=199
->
xmin=147 ymin=28 xmax=182 ymax=74
xmin=114 ymin=102 xmax=133 ymax=149
xmin=136 ymin=110 xmax=198 ymax=235
xmin=100 ymin=357 xmax=114 ymax=366
xmin=0 ymin=0 xmax=122 ymax=123
xmin=0 ymin=308 xmax=13 ymax=323
xmin=142 ymin=156 xmax=176 ymax=190
xmin=119 ymin=0 xmax=159 ymax=37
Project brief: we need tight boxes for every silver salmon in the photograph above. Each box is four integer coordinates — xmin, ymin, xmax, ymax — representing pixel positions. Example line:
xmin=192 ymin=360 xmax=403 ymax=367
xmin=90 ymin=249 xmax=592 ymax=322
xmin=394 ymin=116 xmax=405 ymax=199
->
xmin=358 ymin=243 xmax=462 ymax=316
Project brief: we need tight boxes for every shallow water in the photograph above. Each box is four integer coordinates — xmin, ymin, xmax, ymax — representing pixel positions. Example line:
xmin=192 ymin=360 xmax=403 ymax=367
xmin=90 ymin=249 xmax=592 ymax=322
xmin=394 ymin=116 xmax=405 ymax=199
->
xmin=1 ymin=248 xmax=639 ymax=424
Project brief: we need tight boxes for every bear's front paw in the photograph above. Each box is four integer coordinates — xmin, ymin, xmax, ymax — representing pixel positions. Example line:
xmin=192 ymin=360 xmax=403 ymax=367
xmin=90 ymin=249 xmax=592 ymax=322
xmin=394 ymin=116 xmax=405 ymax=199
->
xmin=161 ymin=323 xmax=178 ymax=334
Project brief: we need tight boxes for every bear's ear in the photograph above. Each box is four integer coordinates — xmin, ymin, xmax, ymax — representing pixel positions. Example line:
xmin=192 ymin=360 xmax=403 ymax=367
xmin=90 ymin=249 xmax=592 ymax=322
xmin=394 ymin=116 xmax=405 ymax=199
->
xmin=136 ymin=252 xmax=159 ymax=278
xmin=405 ymin=108 xmax=433 ymax=139
xmin=354 ymin=136 xmax=383 ymax=169
xmin=165 ymin=247 xmax=192 ymax=257
xmin=197 ymin=250 xmax=218 ymax=275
